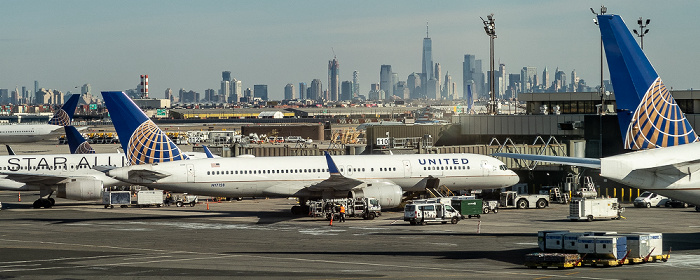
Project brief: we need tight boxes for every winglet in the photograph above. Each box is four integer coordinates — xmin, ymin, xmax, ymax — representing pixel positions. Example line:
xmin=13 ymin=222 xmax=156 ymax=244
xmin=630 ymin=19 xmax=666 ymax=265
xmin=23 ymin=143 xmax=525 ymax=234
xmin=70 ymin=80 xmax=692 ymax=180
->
xmin=48 ymin=94 xmax=80 ymax=126
xmin=598 ymin=14 xmax=698 ymax=149
xmin=324 ymin=151 xmax=341 ymax=175
xmin=5 ymin=145 xmax=15 ymax=156
xmin=202 ymin=145 xmax=214 ymax=158
xmin=101 ymin=91 xmax=189 ymax=165
xmin=65 ymin=126 xmax=96 ymax=154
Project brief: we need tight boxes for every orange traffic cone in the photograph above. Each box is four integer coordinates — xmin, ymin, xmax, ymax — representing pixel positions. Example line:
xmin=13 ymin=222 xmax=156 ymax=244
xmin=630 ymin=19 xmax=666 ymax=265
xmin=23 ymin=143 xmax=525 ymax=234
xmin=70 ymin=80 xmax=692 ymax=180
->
xmin=329 ymin=215 xmax=334 ymax=226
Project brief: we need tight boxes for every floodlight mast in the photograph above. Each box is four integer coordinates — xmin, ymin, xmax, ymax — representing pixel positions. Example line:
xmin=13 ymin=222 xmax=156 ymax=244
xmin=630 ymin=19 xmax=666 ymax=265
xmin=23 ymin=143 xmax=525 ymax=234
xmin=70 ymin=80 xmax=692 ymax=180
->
xmin=481 ymin=14 xmax=497 ymax=115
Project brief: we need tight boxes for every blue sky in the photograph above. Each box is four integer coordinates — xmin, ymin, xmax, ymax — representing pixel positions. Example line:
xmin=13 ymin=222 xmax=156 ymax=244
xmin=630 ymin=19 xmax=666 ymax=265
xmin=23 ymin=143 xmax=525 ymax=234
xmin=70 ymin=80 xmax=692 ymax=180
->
xmin=2 ymin=1 xmax=699 ymax=100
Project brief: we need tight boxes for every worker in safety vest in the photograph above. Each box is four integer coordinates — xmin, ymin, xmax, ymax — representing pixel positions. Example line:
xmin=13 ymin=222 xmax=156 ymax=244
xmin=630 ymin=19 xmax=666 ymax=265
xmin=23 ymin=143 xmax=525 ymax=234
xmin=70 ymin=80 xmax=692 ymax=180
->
xmin=339 ymin=204 xmax=346 ymax=222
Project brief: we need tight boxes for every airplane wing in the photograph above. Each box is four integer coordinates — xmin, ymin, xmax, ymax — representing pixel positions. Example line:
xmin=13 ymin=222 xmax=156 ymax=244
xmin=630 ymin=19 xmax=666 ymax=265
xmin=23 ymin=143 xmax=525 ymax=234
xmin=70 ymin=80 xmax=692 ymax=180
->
xmin=493 ymin=153 xmax=602 ymax=169
xmin=126 ymin=169 xmax=171 ymax=183
xmin=306 ymin=152 xmax=364 ymax=191
xmin=0 ymin=172 xmax=70 ymax=186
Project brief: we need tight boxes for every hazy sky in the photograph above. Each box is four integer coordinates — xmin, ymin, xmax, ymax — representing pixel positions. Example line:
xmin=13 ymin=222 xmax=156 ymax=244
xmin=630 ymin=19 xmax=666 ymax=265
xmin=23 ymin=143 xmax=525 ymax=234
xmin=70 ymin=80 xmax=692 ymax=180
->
xmin=2 ymin=1 xmax=699 ymax=100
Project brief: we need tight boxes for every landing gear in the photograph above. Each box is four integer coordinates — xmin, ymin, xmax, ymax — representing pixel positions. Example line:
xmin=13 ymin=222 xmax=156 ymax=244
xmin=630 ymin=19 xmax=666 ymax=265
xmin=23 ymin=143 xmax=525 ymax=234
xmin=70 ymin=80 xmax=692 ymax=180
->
xmin=291 ymin=205 xmax=310 ymax=215
xmin=32 ymin=198 xmax=53 ymax=209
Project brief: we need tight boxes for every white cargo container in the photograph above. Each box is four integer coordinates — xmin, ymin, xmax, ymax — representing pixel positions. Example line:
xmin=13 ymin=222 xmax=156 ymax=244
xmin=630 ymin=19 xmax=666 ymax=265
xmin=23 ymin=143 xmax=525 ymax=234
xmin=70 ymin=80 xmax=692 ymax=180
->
xmin=137 ymin=190 xmax=163 ymax=207
xmin=545 ymin=232 xmax=566 ymax=252
xmin=616 ymin=234 xmax=651 ymax=259
xmin=577 ymin=236 xmax=597 ymax=254
xmin=538 ymin=230 xmax=569 ymax=251
xmin=568 ymin=198 xmax=623 ymax=221
xmin=563 ymin=232 xmax=591 ymax=252
xmin=577 ymin=236 xmax=627 ymax=260
xmin=634 ymin=232 xmax=663 ymax=257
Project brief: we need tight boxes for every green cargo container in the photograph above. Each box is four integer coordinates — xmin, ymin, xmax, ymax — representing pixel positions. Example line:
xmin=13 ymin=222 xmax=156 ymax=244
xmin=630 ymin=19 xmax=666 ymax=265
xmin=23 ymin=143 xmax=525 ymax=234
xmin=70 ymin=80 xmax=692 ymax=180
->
xmin=452 ymin=199 xmax=483 ymax=218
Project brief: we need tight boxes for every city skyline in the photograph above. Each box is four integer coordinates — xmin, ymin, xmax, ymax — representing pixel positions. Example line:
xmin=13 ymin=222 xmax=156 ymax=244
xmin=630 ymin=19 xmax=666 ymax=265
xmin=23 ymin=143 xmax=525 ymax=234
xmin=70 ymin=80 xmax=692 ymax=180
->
xmin=2 ymin=1 xmax=699 ymax=101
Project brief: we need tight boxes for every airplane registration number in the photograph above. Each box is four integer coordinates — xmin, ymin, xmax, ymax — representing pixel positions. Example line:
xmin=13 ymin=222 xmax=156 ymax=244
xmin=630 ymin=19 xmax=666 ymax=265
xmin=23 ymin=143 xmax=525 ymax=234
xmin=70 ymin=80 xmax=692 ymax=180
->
xmin=211 ymin=183 xmax=225 ymax=188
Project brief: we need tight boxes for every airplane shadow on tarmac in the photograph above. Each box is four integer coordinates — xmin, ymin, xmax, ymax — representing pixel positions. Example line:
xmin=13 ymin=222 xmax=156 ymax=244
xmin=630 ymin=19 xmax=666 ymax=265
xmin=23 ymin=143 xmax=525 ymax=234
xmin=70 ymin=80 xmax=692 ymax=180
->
xmin=224 ymin=248 xmax=535 ymax=266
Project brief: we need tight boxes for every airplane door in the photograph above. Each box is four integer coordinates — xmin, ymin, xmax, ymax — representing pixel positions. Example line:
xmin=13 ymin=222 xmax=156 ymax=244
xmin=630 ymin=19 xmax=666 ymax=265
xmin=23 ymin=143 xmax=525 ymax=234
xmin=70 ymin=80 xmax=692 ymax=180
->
xmin=481 ymin=160 xmax=490 ymax=177
xmin=402 ymin=160 xmax=411 ymax=178
xmin=186 ymin=164 xmax=195 ymax=182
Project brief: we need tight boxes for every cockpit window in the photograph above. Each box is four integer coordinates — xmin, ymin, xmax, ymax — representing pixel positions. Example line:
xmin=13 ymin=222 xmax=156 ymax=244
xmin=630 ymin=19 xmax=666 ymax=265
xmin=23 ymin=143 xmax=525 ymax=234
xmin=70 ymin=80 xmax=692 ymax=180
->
xmin=499 ymin=165 xmax=508 ymax=170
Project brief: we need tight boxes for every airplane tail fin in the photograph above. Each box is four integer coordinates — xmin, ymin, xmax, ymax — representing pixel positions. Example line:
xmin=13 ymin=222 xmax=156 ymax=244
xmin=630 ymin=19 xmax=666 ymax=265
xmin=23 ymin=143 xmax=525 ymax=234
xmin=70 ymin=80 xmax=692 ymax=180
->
xmin=65 ymin=126 xmax=95 ymax=154
xmin=48 ymin=94 xmax=80 ymax=126
xmin=598 ymin=14 xmax=698 ymax=149
xmin=101 ymin=91 xmax=189 ymax=165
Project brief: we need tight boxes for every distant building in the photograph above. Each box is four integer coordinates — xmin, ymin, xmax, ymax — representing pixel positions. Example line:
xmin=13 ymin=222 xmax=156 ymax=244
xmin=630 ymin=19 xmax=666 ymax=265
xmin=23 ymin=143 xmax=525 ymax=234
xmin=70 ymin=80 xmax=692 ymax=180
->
xmin=380 ymin=65 xmax=393 ymax=98
xmin=284 ymin=83 xmax=295 ymax=100
xmin=407 ymin=72 xmax=422 ymax=99
xmin=352 ymin=70 xmax=359 ymax=98
xmin=463 ymin=54 xmax=485 ymax=99
xmin=328 ymin=58 xmax=339 ymax=101
xmin=253 ymin=84 xmax=268 ymax=101
xmin=298 ymin=82 xmax=307 ymax=100
xmin=310 ymin=79 xmax=323 ymax=101
xmin=230 ymin=79 xmax=242 ymax=103
xmin=341 ymin=81 xmax=353 ymax=101
xmin=422 ymin=23 xmax=433 ymax=80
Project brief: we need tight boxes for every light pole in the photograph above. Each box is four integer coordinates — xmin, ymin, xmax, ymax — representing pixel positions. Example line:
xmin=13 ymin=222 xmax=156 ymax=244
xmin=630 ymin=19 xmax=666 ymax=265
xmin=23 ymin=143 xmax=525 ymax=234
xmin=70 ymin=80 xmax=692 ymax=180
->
xmin=591 ymin=5 xmax=607 ymax=158
xmin=481 ymin=14 xmax=497 ymax=115
xmin=633 ymin=17 xmax=651 ymax=49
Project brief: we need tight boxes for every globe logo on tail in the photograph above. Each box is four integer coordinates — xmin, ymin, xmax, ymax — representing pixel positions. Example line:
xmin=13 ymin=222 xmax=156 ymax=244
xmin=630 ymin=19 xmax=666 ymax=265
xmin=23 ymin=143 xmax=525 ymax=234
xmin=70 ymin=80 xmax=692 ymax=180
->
xmin=48 ymin=109 xmax=71 ymax=126
xmin=625 ymin=77 xmax=699 ymax=149
xmin=127 ymin=120 xmax=189 ymax=165
xmin=75 ymin=142 xmax=96 ymax=154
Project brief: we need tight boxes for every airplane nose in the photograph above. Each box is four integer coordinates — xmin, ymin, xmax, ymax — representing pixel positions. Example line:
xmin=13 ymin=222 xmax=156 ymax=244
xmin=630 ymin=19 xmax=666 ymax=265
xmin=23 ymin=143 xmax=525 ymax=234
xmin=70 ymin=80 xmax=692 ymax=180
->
xmin=507 ymin=171 xmax=520 ymax=186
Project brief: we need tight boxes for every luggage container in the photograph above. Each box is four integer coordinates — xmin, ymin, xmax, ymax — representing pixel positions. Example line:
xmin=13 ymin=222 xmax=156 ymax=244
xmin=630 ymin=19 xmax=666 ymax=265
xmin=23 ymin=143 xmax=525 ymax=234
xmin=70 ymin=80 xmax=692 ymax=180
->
xmin=594 ymin=236 xmax=627 ymax=260
xmin=538 ymin=230 xmax=569 ymax=251
xmin=451 ymin=198 xmax=482 ymax=219
xmin=102 ymin=191 xmax=131 ymax=208
xmin=634 ymin=232 xmax=664 ymax=259
xmin=545 ymin=232 xmax=566 ymax=252
xmin=136 ymin=190 xmax=164 ymax=207
xmin=615 ymin=234 xmax=651 ymax=262
xmin=577 ymin=236 xmax=597 ymax=255
xmin=563 ymin=232 xmax=591 ymax=252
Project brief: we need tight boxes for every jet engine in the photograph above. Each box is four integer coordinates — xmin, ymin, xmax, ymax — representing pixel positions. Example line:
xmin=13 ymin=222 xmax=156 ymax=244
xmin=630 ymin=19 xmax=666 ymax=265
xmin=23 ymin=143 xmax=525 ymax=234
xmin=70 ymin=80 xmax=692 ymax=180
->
xmin=57 ymin=178 xmax=104 ymax=201
xmin=348 ymin=183 xmax=403 ymax=208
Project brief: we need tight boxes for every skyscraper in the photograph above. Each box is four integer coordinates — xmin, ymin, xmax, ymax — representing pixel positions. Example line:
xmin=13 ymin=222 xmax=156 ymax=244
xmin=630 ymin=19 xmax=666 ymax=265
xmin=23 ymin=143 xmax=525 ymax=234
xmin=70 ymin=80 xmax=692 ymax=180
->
xmin=221 ymin=80 xmax=230 ymax=100
xmin=520 ymin=67 xmax=537 ymax=93
xmin=442 ymin=72 xmax=453 ymax=100
xmin=379 ymin=65 xmax=393 ymax=98
xmin=407 ymin=73 xmax=422 ymax=99
xmin=299 ymin=82 xmax=307 ymax=99
xmin=341 ymin=81 xmax=353 ymax=101
xmin=542 ymin=67 xmax=550 ymax=90
xmin=284 ymin=83 xmax=295 ymax=100
xmin=222 ymin=71 xmax=231 ymax=82
xmin=310 ymin=79 xmax=323 ymax=101
xmin=328 ymin=57 xmax=339 ymax=101
xmin=253 ymin=85 xmax=268 ymax=101
xmin=230 ymin=79 xmax=242 ymax=103
xmin=352 ymin=71 xmax=359 ymax=98
xmin=463 ymin=54 xmax=485 ymax=99
xmin=422 ymin=23 xmax=433 ymax=80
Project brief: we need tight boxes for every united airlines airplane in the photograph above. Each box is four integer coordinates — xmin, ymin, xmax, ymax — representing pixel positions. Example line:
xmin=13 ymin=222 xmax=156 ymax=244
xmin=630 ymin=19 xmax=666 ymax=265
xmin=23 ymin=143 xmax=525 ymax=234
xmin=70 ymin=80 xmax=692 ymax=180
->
xmin=99 ymin=91 xmax=519 ymax=212
xmin=496 ymin=14 xmax=700 ymax=209
xmin=0 ymin=94 xmax=81 ymax=143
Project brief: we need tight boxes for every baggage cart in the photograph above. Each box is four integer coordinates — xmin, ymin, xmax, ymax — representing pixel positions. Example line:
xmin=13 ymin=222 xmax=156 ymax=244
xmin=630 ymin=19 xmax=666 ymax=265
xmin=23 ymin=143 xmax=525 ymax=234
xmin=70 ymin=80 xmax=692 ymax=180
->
xmin=103 ymin=191 xmax=131 ymax=208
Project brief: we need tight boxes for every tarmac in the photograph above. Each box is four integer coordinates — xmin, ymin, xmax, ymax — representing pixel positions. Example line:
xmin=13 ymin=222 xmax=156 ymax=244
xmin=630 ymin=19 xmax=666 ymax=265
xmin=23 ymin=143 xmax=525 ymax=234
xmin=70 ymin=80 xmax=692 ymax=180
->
xmin=1 ymin=192 xmax=700 ymax=279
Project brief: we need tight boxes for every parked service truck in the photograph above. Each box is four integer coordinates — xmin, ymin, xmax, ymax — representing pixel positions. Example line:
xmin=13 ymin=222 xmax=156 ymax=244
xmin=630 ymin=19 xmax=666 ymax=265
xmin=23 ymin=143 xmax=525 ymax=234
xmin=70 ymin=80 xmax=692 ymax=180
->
xmin=404 ymin=200 xmax=461 ymax=225
xmin=634 ymin=191 xmax=669 ymax=208
xmin=310 ymin=197 xmax=381 ymax=220
xmin=499 ymin=191 xmax=550 ymax=209
xmin=568 ymin=198 xmax=623 ymax=221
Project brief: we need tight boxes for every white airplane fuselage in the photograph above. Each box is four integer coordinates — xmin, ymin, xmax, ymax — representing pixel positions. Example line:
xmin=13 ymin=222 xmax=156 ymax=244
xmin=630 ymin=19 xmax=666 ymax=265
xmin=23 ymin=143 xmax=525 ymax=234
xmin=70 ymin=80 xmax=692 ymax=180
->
xmin=108 ymin=153 xmax=520 ymax=198
xmin=601 ymin=142 xmax=700 ymax=207
xmin=0 ymin=153 xmax=129 ymax=191
xmin=0 ymin=124 xmax=62 ymax=143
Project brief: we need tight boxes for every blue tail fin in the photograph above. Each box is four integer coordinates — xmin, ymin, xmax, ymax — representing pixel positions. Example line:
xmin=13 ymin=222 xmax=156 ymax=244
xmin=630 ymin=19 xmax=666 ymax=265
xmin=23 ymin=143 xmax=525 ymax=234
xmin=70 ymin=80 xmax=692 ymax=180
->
xmin=65 ymin=126 xmax=95 ymax=154
xmin=598 ymin=14 xmax=698 ymax=149
xmin=101 ymin=91 xmax=189 ymax=165
xmin=48 ymin=94 xmax=80 ymax=126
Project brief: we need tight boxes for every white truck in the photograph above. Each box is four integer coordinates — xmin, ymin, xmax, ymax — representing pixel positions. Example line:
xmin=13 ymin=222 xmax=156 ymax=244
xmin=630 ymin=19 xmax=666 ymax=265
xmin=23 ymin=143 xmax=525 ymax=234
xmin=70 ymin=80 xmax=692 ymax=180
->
xmin=404 ymin=200 xmax=461 ymax=225
xmin=568 ymin=197 xmax=623 ymax=221
xmin=634 ymin=191 xmax=669 ymax=208
xmin=499 ymin=191 xmax=549 ymax=209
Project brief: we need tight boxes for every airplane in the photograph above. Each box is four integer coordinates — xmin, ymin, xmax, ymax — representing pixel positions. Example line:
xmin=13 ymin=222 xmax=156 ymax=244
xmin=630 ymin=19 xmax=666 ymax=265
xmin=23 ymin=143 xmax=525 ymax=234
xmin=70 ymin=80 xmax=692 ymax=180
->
xmin=495 ymin=14 xmax=700 ymax=209
xmin=0 ymin=94 xmax=81 ymax=143
xmin=99 ymin=90 xmax=520 ymax=213
xmin=0 ymin=107 xmax=210 ymax=209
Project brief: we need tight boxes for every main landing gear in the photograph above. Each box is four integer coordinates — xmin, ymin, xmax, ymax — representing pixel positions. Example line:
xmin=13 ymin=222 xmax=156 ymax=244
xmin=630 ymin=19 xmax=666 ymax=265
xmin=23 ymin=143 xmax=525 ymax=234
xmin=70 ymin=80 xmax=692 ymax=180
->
xmin=33 ymin=197 xmax=55 ymax=209
xmin=291 ymin=198 xmax=310 ymax=215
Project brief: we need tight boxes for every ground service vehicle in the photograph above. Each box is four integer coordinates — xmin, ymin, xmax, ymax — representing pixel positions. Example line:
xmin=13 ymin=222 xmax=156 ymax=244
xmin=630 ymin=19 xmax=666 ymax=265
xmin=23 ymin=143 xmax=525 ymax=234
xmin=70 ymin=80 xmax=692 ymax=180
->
xmin=404 ymin=201 xmax=461 ymax=225
xmin=568 ymin=198 xmax=623 ymax=221
xmin=311 ymin=197 xmax=381 ymax=220
xmin=136 ymin=190 xmax=164 ymax=207
xmin=634 ymin=191 xmax=669 ymax=208
xmin=500 ymin=191 xmax=549 ymax=209
xmin=103 ymin=191 xmax=131 ymax=208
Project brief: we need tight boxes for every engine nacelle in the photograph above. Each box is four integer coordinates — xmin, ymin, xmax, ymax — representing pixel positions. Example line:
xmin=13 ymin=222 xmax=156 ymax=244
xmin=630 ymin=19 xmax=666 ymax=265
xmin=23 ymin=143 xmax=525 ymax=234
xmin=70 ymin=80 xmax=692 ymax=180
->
xmin=349 ymin=183 xmax=403 ymax=208
xmin=57 ymin=178 xmax=104 ymax=201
